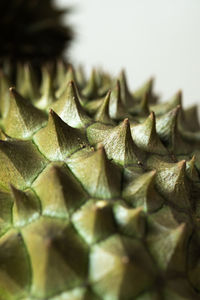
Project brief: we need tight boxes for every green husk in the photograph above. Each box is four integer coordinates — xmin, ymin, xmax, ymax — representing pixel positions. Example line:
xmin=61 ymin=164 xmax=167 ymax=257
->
xmin=0 ymin=64 xmax=199 ymax=300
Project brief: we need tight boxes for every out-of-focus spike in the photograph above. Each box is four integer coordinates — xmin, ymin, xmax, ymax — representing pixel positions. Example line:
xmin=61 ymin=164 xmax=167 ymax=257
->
xmin=87 ymin=122 xmax=114 ymax=145
xmin=156 ymin=106 xmax=179 ymax=144
xmin=0 ymin=188 xmax=13 ymax=235
xmin=186 ymin=155 xmax=199 ymax=181
xmin=0 ymin=71 xmax=10 ymax=118
xmin=0 ymin=129 xmax=9 ymax=141
xmin=97 ymin=71 xmax=113 ymax=97
xmin=188 ymin=234 xmax=200 ymax=293
xmin=181 ymin=105 xmax=200 ymax=132
xmin=0 ymin=230 xmax=31 ymax=296
xmin=82 ymin=69 xmax=99 ymax=99
xmin=139 ymin=92 xmax=150 ymax=116
xmin=156 ymin=106 xmax=192 ymax=155
xmin=75 ymin=65 xmax=87 ymax=88
xmin=72 ymin=199 xmax=115 ymax=245
xmin=151 ymin=90 xmax=182 ymax=116
xmin=89 ymin=235 xmax=156 ymax=300
xmin=11 ymin=185 xmax=40 ymax=227
xmin=56 ymin=64 xmax=77 ymax=98
xmin=129 ymin=92 xmax=150 ymax=117
xmin=123 ymin=170 xmax=164 ymax=212
xmin=50 ymin=287 xmax=102 ymax=300
xmin=147 ymin=223 xmax=188 ymax=273
xmin=113 ymin=204 xmax=146 ymax=238
xmin=16 ymin=64 xmax=40 ymax=101
xmin=56 ymin=60 xmax=67 ymax=88
xmin=134 ymin=77 xmax=157 ymax=104
xmin=109 ymin=80 xmax=128 ymax=120
xmin=33 ymin=163 xmax=88 ymax=218
xmin=22 ymin=218 xmax=88 ymax=298
xmin=37 ymin=67 xmax=55 ymax=109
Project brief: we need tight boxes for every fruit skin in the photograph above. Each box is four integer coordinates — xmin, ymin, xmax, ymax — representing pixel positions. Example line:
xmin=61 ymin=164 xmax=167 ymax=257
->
xmin=0 ymin=0 xmax=73 ymax=68
xmin=0 ymin=64 xmax=199 ymax=300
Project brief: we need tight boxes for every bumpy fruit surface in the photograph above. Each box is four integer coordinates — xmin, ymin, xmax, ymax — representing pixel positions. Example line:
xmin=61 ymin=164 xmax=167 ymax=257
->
xmin=0 ymin=64 xmax=199 ymax=300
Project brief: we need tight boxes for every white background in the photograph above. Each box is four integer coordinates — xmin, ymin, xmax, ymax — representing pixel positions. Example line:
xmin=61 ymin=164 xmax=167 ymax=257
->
xmin=57 ymin=0 xmax=200 ymax=108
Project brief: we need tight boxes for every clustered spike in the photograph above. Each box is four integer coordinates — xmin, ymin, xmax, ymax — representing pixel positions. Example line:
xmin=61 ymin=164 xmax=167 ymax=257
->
xmin=0 ymin=63 xmax=199 ymax=300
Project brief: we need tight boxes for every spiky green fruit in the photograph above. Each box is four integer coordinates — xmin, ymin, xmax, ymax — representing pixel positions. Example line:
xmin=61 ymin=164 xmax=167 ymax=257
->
xmin=0 ymin=64 xmax=199 ymax=300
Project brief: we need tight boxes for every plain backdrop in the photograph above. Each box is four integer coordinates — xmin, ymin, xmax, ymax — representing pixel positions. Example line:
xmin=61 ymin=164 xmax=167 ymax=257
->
xmin=56 ymin=0 xmax=200 ymax=108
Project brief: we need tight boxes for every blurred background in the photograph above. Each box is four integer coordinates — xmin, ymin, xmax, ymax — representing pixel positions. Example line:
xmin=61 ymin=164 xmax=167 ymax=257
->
xmin=57 ymin=0 xmax=200 ymax=107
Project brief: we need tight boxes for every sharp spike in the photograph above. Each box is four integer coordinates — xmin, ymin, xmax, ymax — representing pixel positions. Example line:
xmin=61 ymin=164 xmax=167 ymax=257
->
xmin=118 ymin=70 xmax=134 ymax=108
xmin=113 ymin=204 xmax=146 ymax=238
xmin=0 ymin=140 xmax=47 ymax=189
xmin=151 ymin=90 xmax=182 ymax=116
xmin=0 ymin=230 xmax=31 ymax=292
xmin=51 ymin=81 xmax=91 ymax=128
xmin=89 ymin=235 xmax=156 ymax=299
xmin=34 ymin=109 xmax=88 ymax=160
xmin=67 ymin=147 xmax=121 ymax=199
xmin=147 ymin=157 xmax=191 ymax=210
xmin=147 ymin=223 xmax=189 ymax=273
xmin=22 ymin=218 xmax=88 ymax=297
xmin=11 ymin=185 xmax=40 ymax=227
xmin=3 ymin=87 xmax=47 ymax=139
xmin=94 ymin=90 xmax=114 ymax=125
xmin=33 ymin=163 xmax=87 ymax=218
xmin=72 ymin=199 xmax=115 ymax=245
xmin=186 ymin=155 xmax=199 ymax=181
xmin=156 ymin=106 xmax=191 ymax=155
xmin=56 ymin=64 xmax=77 ymax=98
xmin=123 ymin=170 xmax=164 ymax=212
xmin=99 ymin=118 xmax=143 ymax=165
xmin=131 ymin=112 xmax=168 ymax=155
xmin=134 ymin=77 xmax=157 ymax=104
xmin=181 ymin=105 xmax=200 ymax=132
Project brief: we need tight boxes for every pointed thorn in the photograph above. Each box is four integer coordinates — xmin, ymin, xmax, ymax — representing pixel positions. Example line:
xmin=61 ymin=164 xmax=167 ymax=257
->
xmin=97 ymin=143 xmax=104 ymax=151
xmin=49 ymin=108 xmax=54 ymax=115
xmin=191 ymin=155 xmax=196 ymax=163
xmin=123 ymin=118 xmax=129 ymax=127
xmin=178 ymin=160 xmax=186 ymax=169
xmin=150 ymin=111 xmax=155 ymax=121
xmin=9 ymin=183 xmax=16 ymax=192
xmin=9 ymin=86 xmax=15 ymax=93
xmin=116 ymin=80 xmax=120 ymax=90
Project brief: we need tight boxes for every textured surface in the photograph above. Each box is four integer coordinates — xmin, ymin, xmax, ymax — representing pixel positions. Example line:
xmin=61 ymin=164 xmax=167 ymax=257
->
xmin=0 ymin=64 xmax=200 ymax=300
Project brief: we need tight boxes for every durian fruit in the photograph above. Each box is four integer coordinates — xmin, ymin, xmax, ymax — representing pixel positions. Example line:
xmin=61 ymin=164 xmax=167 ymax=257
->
xmin=0 ymin=0 xmax=73 ymax=67
xmin=0 ymin=63 xmax=200 ymax=300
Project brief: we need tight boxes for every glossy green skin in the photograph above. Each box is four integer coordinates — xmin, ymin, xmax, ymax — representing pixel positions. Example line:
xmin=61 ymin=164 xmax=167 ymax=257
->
xmin=0 ymin=64 xmax=199 ymax=300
